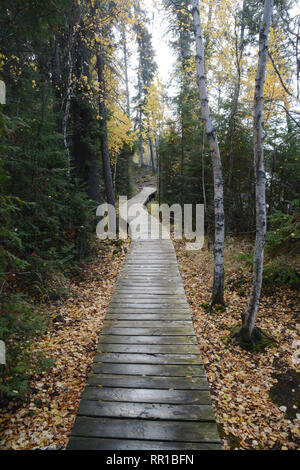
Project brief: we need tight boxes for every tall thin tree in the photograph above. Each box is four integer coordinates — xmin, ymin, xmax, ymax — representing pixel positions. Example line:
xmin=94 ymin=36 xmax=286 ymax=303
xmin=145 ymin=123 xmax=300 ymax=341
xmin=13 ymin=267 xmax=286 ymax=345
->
xmin=192 ymin=0 xmax=225 ymax=306
xmin=97 ymin=43 xmax=115 ymax=207
xmin=240 ymin=0 xmax=274 ymax=343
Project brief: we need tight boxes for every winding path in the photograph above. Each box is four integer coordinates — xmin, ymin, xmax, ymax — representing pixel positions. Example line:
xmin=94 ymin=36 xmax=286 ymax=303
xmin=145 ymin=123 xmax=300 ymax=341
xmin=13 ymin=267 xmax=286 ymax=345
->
xmin=67 ymin=187 xmax=221 ymax=450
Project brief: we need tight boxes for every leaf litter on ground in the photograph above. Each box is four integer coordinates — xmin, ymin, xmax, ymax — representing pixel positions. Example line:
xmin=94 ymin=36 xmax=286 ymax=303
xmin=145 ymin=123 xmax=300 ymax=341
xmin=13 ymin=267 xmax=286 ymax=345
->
xmin=173 ymin=237 xmax=300 ymax=450
xmin=0 ymin=239 xmax=128 ymax=450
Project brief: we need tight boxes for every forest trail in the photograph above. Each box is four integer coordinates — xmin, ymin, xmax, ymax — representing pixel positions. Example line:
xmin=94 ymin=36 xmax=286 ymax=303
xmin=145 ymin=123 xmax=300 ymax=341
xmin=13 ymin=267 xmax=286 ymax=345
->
xmin=67 ymin=186 xmax=221 ymax=450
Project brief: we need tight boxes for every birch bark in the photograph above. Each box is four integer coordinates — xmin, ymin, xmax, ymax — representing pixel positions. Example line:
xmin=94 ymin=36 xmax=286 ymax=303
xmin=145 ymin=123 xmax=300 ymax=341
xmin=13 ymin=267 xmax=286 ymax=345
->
xmin=241 ymin=0 xmax=274 ymax=342
xmin=192 ymin=0 xmax=225 ymax=305
xmin=62 ymin=29 xmax=75 ymax=183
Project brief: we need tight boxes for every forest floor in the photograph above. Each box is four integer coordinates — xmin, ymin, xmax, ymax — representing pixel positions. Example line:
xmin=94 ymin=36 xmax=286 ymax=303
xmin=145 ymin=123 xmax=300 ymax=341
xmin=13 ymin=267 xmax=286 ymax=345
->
xmin=0 ymin=239 xmax=128 ymax=450
xmin=174 ymin=237 xmax=300 ymax=450
xmin=0 ymin=164 xmax=151 ymax=450
xmin=1 ymin=170 xmax=299 ymax=450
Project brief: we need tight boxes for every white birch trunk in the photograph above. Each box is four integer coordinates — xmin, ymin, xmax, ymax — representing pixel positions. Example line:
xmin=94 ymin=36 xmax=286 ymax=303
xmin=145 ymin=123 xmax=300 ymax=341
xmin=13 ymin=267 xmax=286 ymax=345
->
xmin=62 ymin=30 xmax=74 ymax=183
xmin=122 ymin=30 xmax=130 ymax=119
xmin=192 ymin=0 xmax=225 ymax=305
xmin=241 ymin=0 xmax=274 ymax=342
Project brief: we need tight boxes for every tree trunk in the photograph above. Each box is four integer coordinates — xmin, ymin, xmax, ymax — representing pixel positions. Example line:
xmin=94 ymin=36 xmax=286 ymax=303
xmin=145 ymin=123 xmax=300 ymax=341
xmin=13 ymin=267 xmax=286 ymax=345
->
xmin=201 ymin=126 xmax=207 ymax=213
xmin=62 ymin=29 xmax=74 ymax=183
xmin=155 ymin=130 xmax=161 ymax=204
xmin=192 ymin=0 xmax=225 ymax=306
xmin=227 ymin=3 xmax=245 ymax=189
xmin=122 ymin=30 xmax=130 ymax=119
xmin=226 ymin=4 xmax=246 ymax=232
xmin=97 ymin=47 xmax=115 ymax=206
xmin=240 ymin=0 xmax=274 ymax=343
xmin=113 ymin=153 xmax=118 ymax=192
xmin=138 ymin=55 xmax=144 ymax=167
xmin=139 ymin=116 xmax=144 ymax=167
xmin=149 ymin=136 xmax=155 ymax=173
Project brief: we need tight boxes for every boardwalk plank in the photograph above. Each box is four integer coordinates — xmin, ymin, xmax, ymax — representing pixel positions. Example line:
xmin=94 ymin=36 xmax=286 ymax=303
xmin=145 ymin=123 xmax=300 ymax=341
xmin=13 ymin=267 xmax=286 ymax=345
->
xmin=92 ymin=363 xmax=205 ymax=376
xmin=93 ymin=352 xmax=202 ymax=365
xmin=70 ymin=417 xmax=220 ymax=443
xmin=67 ymin=187 xmax=220 ymax=450
xmin=81 ymin=387 xmax=211 ymax=404
xmin=77 ymin=401 xmax=214 ymax=421
xmin=97 ymin=344 xmax=201 ymax=354
xmin=103 ymin=321 xmax=193 ymax=328
xmin=86 ymin=375 xmax=209 ymax=390
xmin=107 ymin=307 xmax=190 ymax=313
xmin=105 ymin=314 xmax=190 ymax=321
xmin=67 ymin=437 xmax=221 ymax=450
xmin=98 ymin=335 xmax=197 ymax=344
xmin=101 ymin=327 xmax=195 ymax=336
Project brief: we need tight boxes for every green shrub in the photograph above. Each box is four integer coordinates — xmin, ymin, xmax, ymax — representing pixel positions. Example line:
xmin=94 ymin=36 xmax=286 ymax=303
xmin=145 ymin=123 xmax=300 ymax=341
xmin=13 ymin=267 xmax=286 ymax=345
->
xmin=0 ymin=295 xmax=51 ymax=399
xmin=235 ymin=251 xmax=253 ymax=269
xmin=266 ymin=210 xmax=300 ymax=253
xmin=263 ymin=262 xmax=300 ymax=290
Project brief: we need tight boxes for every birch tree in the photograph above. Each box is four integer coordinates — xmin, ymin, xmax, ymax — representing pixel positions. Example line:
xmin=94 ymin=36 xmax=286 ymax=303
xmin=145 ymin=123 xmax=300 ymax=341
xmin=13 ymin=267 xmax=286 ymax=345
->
xmin=240 ymin=0 xmax=274 ymax=343
xmin=192 ymin=0 xmax=225 ymax=306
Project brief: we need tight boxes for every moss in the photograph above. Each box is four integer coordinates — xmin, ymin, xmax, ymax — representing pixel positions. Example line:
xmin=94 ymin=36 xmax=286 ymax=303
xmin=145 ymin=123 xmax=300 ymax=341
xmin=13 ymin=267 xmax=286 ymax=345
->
xmin=200 ymin=302 xmax=226 ymax=313
xmin=200 ymin=302 xmax=210 ymax=310
xmin=228 ymin=324 xmax=277 ymax=352
xmin=221 ymin=335 xmax=232 ymax=348
xmin=214 ymin=304 xmax=226 ymax=313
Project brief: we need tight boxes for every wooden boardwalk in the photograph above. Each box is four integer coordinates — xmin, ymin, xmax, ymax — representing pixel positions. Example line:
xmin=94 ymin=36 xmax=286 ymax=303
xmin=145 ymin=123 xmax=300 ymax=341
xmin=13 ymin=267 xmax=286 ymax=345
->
xmin=67 ymin=188 xmax=221 ymax=450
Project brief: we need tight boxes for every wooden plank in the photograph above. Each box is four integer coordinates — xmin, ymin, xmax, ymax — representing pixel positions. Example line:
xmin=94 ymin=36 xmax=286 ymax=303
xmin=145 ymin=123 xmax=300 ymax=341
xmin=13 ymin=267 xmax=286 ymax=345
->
xmin=86 ymin=374 xmax=209 ymax=390
xmin=111 ymin=298 xmax=188 ymax=303
xmin=119 ymin=276 xmax=181 ymax=280
xmin=77 ymin=401 xmax=214 ymax=421
xmin=103 ymin=321 xmax=192 ymax=328
xmin=118 ymin=276 xmax=178 ymax=280
xmin=109 ymin=302 xmax=188 ymax=307
xmin=110 ymin=295 xmax=187 ymax=300
xmin=92 ymin=363 xmax=205 ymax=376
xmin=115 ymin=289 xmax=184 ymax=292
xmin=98 ymin=335 xmax=197 ymax=344
xmin=111 ymin=295 xmax=187 ymax=300
xmin=67 ymin=187 xmax=220 ymax=450
xmin=109 ymin=303 xmax=189 ymax=309
xmin=101 ymin=327 xmax=195 ymax=336
xmin=117 ymin=282 xmax=182 ymax=286
xmin=93 ymin=353 xmax=202 ymax=365
xmin=116 ymin=283 xmax=182 ymax=286
xmin=121 ymin=268 xmax=178 ymax=272
xmin=111 ymin=300 xmax=186 ymax=306
xmin=125 ymin=257 xmax=177 ymax=260
xmin=129 ymin=253 xmax=175 ymax=257
xmin=117 ymin=280 xmax=182 ymax=284
xmin=70 ymin=417 xmax=221 ymax=443
xmin=67 ymin=437 xmax=221 ymax=450
xmin=98 ymin=344 xmax=201 ymax=354
xmin=105 ymin=314 xmax=190 ymax=321
xmin=107 ymin=307 xmax=190 ymax=313
xmin=82 ymin=387 xmax=210 ymax=404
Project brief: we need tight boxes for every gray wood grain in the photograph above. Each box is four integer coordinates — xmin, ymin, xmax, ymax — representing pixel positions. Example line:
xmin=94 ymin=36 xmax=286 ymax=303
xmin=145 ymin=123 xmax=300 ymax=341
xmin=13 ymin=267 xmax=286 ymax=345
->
xmin=66 ymin=187 xmax=220 ymax=451
xmin=70 ymin=416 xmax=221 ymax=443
